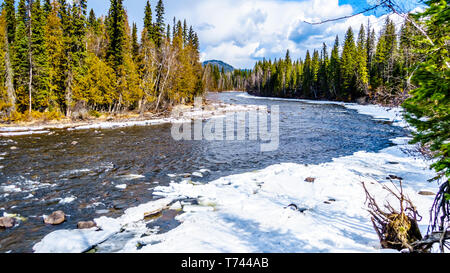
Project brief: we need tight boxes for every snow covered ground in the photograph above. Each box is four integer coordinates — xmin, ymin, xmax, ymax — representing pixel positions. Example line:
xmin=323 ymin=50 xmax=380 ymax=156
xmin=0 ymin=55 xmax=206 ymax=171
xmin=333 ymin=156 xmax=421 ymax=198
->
xmin=0 ymin=102 xmax=263 ymax=136
xmin=33 ymin=96 xmax=439 ymax=253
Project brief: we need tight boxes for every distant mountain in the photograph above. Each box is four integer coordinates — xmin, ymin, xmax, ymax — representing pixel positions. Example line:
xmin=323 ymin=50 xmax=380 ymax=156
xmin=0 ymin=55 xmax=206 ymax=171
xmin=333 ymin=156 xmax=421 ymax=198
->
xmin=202 ymin=60 xmax=235 ymax=73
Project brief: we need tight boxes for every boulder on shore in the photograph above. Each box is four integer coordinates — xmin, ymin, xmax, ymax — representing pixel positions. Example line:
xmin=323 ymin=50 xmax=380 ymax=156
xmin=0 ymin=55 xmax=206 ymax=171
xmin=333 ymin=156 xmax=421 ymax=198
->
xmin=77 ymin=221 xmax=97 ymax=229
xmin=304 ymin=177 xmax=316 ymax=183
xmin=44 ymin=211 xmax=66 ymax=225
xmin=418 ymin=191 xmax=436 ymax=196
xmin=0 ymin=217 xmax=15 ymax=228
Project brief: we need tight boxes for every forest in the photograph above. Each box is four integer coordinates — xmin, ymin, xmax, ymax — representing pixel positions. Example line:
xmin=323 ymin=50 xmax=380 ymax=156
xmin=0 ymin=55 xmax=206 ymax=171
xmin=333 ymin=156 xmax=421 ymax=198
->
xmin=0 ymin=0 xmax=204 ymax=121
xmin=209 ymin=16 xmax=427 ymax=107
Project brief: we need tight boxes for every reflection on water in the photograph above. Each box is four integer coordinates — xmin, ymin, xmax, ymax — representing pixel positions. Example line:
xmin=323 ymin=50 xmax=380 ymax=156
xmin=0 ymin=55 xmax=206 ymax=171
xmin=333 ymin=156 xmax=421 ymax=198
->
xmin=0 ymin=92 xmax=406 ymax=252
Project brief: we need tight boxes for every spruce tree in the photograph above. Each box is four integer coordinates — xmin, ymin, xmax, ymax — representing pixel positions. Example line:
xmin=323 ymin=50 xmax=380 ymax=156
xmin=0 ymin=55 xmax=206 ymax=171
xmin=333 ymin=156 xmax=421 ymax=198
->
xmin=341 ymin=27 xmax=356 ymax=100
xmin=43 ymin=0 xmax=52 ymax=15
xmin=30 ymin=0 xmax=50 ymax=111
xmin=154 ymin=0 xmax=165 ymax=48
xmin=131 ymin=22 xmax=139 ymax=61
xmin=302 ymin=50 xmax=312 ymax=98
xmin=88 ymin=9 xmax=97 ymax=29
xmin=355 ymin=24 xmax=368 ymax=97
xmin=143 ymin=0 xmax=153 ymax=41
xmin=403 ymin=0 xmax=450 ymax=180
xmin=106 ymin=0 xmax=126 ymax=71
xmin=2 ymin=0 xmax=16 ymax=112
xmin=45 ymin=0 xmax=65 ymax=111
xmin=4 ymin=0 xmax=16 ymax=44
xmin=319 ymin=43 xmax=329 ymax=97
xmin=329 ymin=35 xmax=341 ymax=99
xmin=13 ymin=0 xmax=30 ymax=112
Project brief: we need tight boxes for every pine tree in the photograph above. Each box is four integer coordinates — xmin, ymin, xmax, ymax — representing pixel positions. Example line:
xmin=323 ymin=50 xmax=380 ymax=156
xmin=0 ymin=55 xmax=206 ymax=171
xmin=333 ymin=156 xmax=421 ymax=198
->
xmin=138 ymin=27 xmax=157 ymax=113
xmin=311 ymin=49 xmax=320 ymax=98
xmin=13 ymin=0 xmax=30 ymax=112
xmin=319 ymin=43 xmax=329 ymax=97
xmin=43 ymin=0 xmax=52 ymax=15
xmin=30 ymin=0 xmax=50 ymax=111
xmin=45 ymin=0 xmax=65 ymax=111
xmin=329 ymin=35 xmax=341 ymax=98
xmin=0 ymin=9 xmax=10 ymax=114
xmin=131 ymin=22 xmax=139 ymax=61
xmin=154 ymin=0 xmax=165 ymax=48
xmin=88 ymin=9 xmax=97 ymax=29
xmin=302 ymin=50 xmax=312 ymax=98
xmin=4 ymin=0 xmax=16 ymax=44
xmin=374 ymin=17 xmax=397 ymax=91
xmin=341 ymin=27 xmax=356 ymax=100
xmin=106 ymin=0 xmax=126 ymax=71
xmin=2 ymin=1 xmax=16 ymax=112
xmin=403 ymin=0 xmax=450 ymax=180
xmin=355 ymin=24 xmax=369 ymax=97
xmin=143 ymin=0 xmax=153 ymax=41
xmin=183 ymin=19 xmax=187 ymax=46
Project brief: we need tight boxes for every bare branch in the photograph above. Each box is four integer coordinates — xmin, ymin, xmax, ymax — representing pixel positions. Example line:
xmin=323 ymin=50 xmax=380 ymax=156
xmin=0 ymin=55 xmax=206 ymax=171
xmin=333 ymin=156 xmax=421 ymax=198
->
xmin=304 ymin=0 xmax=389 ymax=25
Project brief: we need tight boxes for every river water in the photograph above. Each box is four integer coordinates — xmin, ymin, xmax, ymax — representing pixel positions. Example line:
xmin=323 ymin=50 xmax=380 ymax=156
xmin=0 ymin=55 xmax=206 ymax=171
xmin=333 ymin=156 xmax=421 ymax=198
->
xmin=0 ymin=92 xmax=407 ymax=253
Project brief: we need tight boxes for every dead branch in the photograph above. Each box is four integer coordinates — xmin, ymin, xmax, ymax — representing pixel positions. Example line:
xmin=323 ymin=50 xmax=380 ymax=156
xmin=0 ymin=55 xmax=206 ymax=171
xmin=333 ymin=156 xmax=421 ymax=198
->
xmin=362 ymin=180 xmax=423 ymax=252
xmin=411 ymin=230 xmax=450 ymax=253
xmin=304 ymin=0 xmax=389 ymax=25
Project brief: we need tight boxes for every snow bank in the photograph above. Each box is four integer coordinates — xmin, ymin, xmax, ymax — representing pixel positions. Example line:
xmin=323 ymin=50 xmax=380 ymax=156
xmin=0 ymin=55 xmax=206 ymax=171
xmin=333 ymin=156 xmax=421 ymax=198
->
xmin=0 ymin=130 xmax=50 ymax=137
xmin=237 ymin=93 xmax=408 ymax=127
xmin=33 ymin=97 xmax=438 ymax=253
xmin=34 ymin=140 xmax=437 ymax=253
xmin=115 ymin=138 xmax=436 ymax=253
xmin=33 ymin=198 xmax=174 ymax=253
xmin=68 ymin=103 xmax=263 ymax=131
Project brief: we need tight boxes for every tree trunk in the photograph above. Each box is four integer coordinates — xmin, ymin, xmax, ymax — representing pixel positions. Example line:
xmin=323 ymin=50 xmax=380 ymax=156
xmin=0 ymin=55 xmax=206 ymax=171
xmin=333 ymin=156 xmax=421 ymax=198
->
xmin=4 ymin=38 xmax=15 ymax=113
xmin=65 ymin=67 xmax=73 ymax=117
xmin=28 ymin=2 xmax=33 ymax=115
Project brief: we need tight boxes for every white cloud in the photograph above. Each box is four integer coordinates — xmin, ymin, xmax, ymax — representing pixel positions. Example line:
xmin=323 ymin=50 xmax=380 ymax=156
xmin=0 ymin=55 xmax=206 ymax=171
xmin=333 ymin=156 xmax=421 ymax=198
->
xmin=162 ymin=0 xmax=406 ymax=69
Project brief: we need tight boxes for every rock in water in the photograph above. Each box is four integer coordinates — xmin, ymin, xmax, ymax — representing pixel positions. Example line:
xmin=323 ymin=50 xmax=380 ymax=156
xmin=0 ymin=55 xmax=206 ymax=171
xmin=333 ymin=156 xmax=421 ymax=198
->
xmin=304 ymin=177 xmax=316 ymax=183
xmin=418 ymin=191 xmax=436 ymax=196
xmin=77 ymin=221 xmax=97 ymax=229
xmin=387 ymin=175 xmax=403 ymax=181
xmin=44 ymin=211 xmax=66 ymax=225
xmin=0 ymin=217 xmax=15 ymax=228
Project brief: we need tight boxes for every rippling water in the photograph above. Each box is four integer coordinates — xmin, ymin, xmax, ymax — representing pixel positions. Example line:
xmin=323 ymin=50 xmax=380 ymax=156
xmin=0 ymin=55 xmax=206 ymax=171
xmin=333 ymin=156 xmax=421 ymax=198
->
xmin=0 ymin=92 xmax=406 ymax=253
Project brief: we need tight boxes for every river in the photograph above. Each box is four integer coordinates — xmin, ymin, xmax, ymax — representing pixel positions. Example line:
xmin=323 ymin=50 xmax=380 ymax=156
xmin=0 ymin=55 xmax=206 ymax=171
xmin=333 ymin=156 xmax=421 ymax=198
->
xmin=0 ymin=92 xmax=407 ymax=253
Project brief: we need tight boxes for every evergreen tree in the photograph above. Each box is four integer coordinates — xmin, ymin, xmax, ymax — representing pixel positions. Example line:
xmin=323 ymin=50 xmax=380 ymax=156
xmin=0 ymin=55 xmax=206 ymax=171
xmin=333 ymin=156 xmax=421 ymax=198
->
xmin=13 ymin=0 xmax=30 ymax=112
xmin=45 ymin=0 xmax=65 ymax=111
xmin=43 ymin=0 xmax=52 ymax=15
xmin=88 ymin=8 xmax=97 ymax=29
xmin=2 ymin=0 xmax=16 ymax=112
xmin=131 ymin=22 xmax=139 ymax=61
xmin=341 ymin=27 xmax=356 ymax=100
xmin=4 ymin=0 xmax=16 ymax=44
xmin=143 ymin=0 xmax=153 ymax=41
xmin=30 ymin=0 xmax=50 ymax=111
xmin=154 ymin=0 xmax=165 ymax=47
xmin=329 ymin=35 xmax=341 ymax=98
xmin=355 ymin=24 xmax=369 ymax=97
xmin=302 ymin=50 xmax=312 ymax=97
xmin=138 ymin=27 xmax=157 ymax=113
xmin=403 ymin=0 xmax=450 ymax=180
xmin=106 ymin=0 xmax=126 ymax=71
xmin=319 ymin=43 xmax=329 ymax=97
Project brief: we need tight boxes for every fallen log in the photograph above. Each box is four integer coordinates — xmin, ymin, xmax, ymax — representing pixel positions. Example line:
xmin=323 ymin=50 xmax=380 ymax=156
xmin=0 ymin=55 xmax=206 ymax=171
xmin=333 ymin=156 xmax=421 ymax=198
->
xmin=411 ymin=230 xmax=450 ymax=253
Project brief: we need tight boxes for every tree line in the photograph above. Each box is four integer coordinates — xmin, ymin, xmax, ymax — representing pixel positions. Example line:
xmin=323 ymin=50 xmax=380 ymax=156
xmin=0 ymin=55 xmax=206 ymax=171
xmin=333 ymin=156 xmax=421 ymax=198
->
xmin=243 ymin=16 xmax=421 ymax=106
xmin=202 ymin=63 xmax=249 ymax=92
xmin=0 ymin=0 xmax=204 ymax=120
